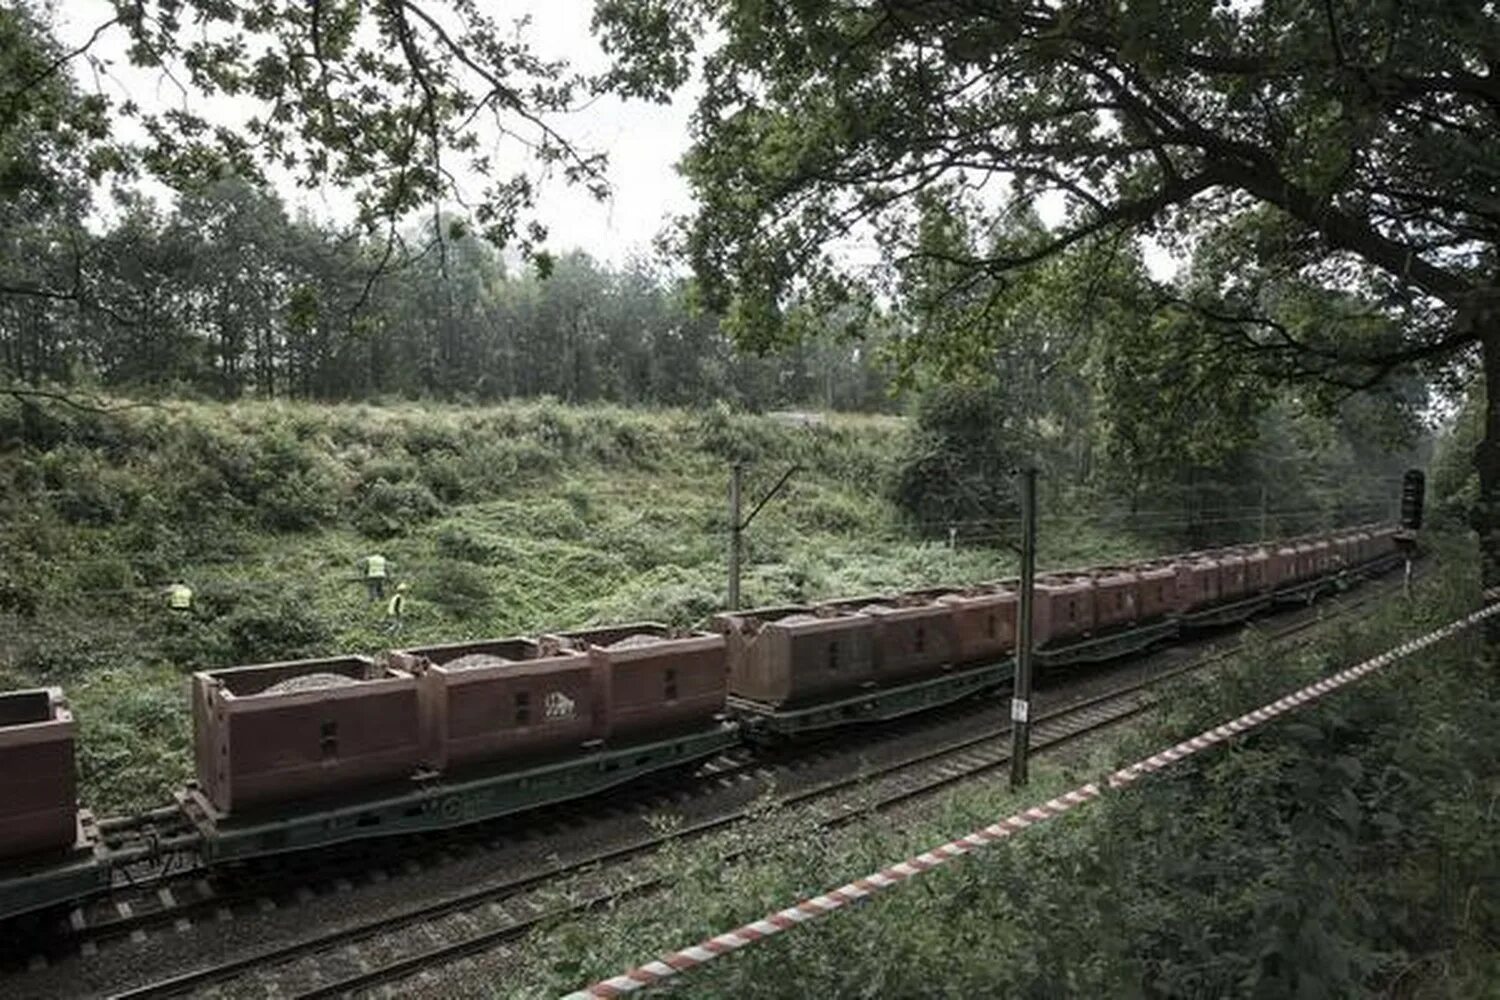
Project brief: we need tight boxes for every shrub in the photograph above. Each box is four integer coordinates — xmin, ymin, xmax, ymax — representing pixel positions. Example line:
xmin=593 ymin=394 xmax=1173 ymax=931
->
xmin=352 ymin=479 xmax=444 ymax=538
xmin=424 ymin=560 xmax=494 ymax=618
xmin=222 ymin=594 xmax=333 ymax=662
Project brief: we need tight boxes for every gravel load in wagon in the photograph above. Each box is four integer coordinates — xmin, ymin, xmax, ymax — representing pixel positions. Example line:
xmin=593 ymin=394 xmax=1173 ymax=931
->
xmin=610 ymin=634 xmax=666 ymax=649
xmin=261 ymin=673 xmax=359 ymax=694
xmin=441 ymin=653 xmax=515 ymax=671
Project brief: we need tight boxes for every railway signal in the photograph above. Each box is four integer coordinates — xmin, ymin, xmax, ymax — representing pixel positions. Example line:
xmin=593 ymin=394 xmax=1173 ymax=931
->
xmin=1399 ymin=468 xmax=1425 ymax=531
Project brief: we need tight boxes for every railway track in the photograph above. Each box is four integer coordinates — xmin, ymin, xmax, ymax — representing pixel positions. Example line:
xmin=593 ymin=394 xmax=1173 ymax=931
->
xmin=24 ymin=681 xmax=1009 ymax=960
xmin=99 ymin=570 xmax=1407 ymax=1000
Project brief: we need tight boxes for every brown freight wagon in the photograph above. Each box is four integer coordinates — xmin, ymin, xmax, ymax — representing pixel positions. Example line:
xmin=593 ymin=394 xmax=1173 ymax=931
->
xmin=1032 ymin=575 xmax=1096 ymax=645
xmin=1175 ymin=555 xmax=1222 ymax=611
xmin=192 ymin=656 xmax=423 ymax=815
xmin=1270 ymin=544 xmax=1300 ymax=587
xmin=1333 ymin=533 xmax=1358 ymax=570
xmin=1133 ymin=563 xmax=1181 ymax=620
xmin=548 ymin=624 xmax=727 ymax=742
xmin=1242 ymin=546 xmax=1272 ymax=592
xmin=0 ymin=688 xmax=78 ymax=858
xmin=904 ymin=585 xmax=1019 ymax=666
xmin=1294 ymin=541 xmax=1319 ymax=581
xmin=1090 ymin=568 xmax=1140 ymax=631
xmin=711 ymin=606 xmax=877 ymax=706
xmin=846 ymin=599 xmax=959 ymax=682
xmin=388 ymin=639 xmax=600 ymax=772
xmin=1217 ymin=551 xmax=1248 ymax=601
xmin=1309 ymin=536 xmax=1335 ymax=577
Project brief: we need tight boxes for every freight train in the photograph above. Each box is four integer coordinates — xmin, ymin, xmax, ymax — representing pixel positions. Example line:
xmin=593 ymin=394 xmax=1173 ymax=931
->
xmin=0 ymin=524 xmax=1408 ymax=924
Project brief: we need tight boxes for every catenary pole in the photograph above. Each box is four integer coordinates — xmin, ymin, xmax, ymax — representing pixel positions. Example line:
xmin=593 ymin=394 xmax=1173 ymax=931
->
xmin=728 ymin=463 xmax=743 ymax=610
xmin=1010 ymin=466 xmax=1038 ymax=789
xmin=727 ymin=463 xmax=801 ymax=611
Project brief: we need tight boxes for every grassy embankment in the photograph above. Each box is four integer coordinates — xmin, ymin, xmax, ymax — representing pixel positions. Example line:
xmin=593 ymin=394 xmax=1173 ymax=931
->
xmin=0 ymin=397 xmax=1154 ymax=813
xmin=504 ymin=536 xmax=1499 ymax=999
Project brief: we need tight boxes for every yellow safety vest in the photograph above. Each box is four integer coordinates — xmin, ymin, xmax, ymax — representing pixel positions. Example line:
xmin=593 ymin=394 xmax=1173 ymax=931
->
xmin=366 ymin=555 xmax=387 ymax=579
xmin=169 ymin=584 xmax=193 ymax=610
xmin=386 ymin=592 xmax=405 ymax=618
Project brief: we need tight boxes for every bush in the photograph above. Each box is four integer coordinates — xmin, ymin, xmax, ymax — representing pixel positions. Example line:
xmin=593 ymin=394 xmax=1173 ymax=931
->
xmin=352 ymin=479 xmax=444 ymax=538
xmin=424 ymin=560 xmax=494 ymax=618
xmin=222 ymin=594 xmax=333 ymax=662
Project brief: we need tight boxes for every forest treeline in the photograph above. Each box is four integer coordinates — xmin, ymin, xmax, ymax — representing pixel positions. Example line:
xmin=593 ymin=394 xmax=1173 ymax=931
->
xmin=1 ymin=178 xmax=891 ymax=410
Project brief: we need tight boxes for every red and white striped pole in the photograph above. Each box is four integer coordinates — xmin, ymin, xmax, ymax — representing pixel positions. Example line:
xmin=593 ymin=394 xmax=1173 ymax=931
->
xmin=563 ymin=599 xmax=1500 ymax=999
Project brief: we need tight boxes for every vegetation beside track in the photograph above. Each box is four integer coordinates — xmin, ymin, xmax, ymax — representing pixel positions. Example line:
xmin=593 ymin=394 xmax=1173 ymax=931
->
xmin=500 ymin=537 xmax=1500 ymax=999
xmin=0 ymin=396 xmax=1168 ymax=813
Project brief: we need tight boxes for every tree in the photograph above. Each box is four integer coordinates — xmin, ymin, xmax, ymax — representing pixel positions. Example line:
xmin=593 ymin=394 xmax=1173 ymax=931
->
xmin=1 ymin=1 xmax=604 ymax=264
xmin=595 ymin=2 xmax=1500 ymax=598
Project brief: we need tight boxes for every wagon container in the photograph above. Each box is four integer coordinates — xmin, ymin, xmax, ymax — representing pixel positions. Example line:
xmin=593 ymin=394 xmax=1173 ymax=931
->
xmin=0 ymin=688 xmax=78 ymax=859
xmin=1032 ymin=575 xmax=1096 ymax=645
xmin=1175 ymin=555 xmax=1222 ymax=611
xmin=1344 ymin=530 xmax=1368 ymax=569
xmin=388 ymin=639 xmax=601 ymax=772
xmin=1089 ymin=568 xmax=1141 ymax=631
xmin=1216 ymin=550 xmax=1249 ymax=600
xmin=547 ymin=624 xmax=727 ymax=742
xmin=710 ymin=605 xmax=877 ymax=706
xmin=1132 ymin=563 xmax=1181 ymax=620
xmin=936 ymin=587 xmax=1018 ymax=665
xmin=1270 ymin=544 xmax=1300 ymax=587
xmin=1294 ymin=541 xmax=1319 ymax=581
xmin=1350 ymin=527 xmax=1374 ymax=566
xmin=903 ymin=585 xmax=1022 ymax=667
xmin=1241 ymin=546 xmax=1272 ymax=592
xmin=192 ymin=656 xmax=422 ymax=815
xmin=1309 ymin=536 xmax=1335 ymax=577
xmin=843 ymin=599 xmax=960 ymax=682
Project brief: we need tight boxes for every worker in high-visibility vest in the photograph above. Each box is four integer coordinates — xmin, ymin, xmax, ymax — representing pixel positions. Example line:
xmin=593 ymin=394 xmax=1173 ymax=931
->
xmin=363 ymin=554 xmax=388 ymax=601
xmin=385 ymin=581 xmax=409 ymax=633
xmin=168 ymin=583 xmax=193 ymax=611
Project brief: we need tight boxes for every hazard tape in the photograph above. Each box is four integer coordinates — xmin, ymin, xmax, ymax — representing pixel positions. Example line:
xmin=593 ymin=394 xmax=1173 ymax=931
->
xmin=563 ymin=599 xmax=1500 ymax=999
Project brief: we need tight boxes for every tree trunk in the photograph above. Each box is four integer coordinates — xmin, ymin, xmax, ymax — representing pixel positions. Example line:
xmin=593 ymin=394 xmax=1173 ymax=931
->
xmin=1474 ymin=320 xmax=1500 ymax=644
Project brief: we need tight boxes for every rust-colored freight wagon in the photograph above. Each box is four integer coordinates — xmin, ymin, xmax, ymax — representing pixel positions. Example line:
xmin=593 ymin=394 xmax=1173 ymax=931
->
xmin=0 ymin=688 xmax=78 ymax=858
xmin=388 ymin=639 xmax=601 ymax=772
xmin=1294 ymin=542 xmax=1319 ymax=582
xmin=1333 ymin=533 xmax=1357 ymax=570
xmin=1269 ymin=544 xmax=1299 ymax=588
xmin=192 ymin=656 xmax=423 ymax=815
xmin=1217 ymin=551 xmax=1248 ymax=601
xmin=936 ymin=587 xmax=1018 ymax=665
xmin=903 ymin=585 xmax=1019 ymax=666
xmin=1090 ymin=568 xmax=1140 ymax=631
xmin=1134 ymin=563 xmax=1180 ymax=620
xmin=711 ymin=606 xmax=877 ymax=706
xmin=1032 ymin=575 xmax=1096 ymax=645
xmin=1242 ymin=547 xmax=1272 ymax=592
xmin=861 ymin=600 xmax=960 ymax=682
xmin=1310 ymin=537 xmax=1335 ymax=577
xmin=548 ymin=624 xmax=727 ymax=742
xmin=1176 ymin=555 xmax=1222 ymax=611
